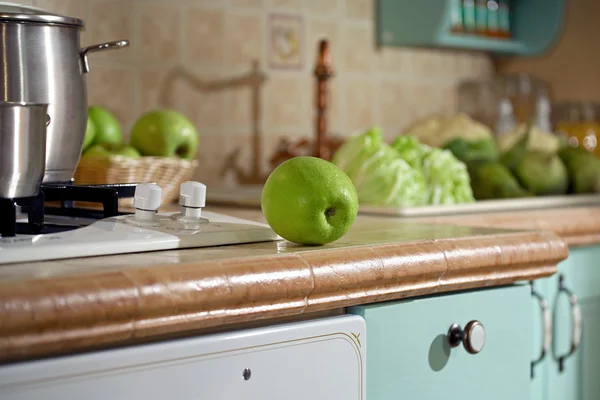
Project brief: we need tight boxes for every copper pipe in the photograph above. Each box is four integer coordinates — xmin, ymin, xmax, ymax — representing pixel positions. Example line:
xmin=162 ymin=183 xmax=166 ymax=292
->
xmin=314 ymin=39 xmax=334 ymax=160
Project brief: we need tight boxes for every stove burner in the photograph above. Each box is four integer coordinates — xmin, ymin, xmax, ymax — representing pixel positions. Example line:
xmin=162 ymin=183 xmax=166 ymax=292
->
xmin=0 ymin=183 xmax=139 ymax=237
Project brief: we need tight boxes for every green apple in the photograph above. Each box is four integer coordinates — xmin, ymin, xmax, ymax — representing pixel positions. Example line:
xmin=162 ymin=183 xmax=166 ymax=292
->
xmin=105 ymin=143 xmax=141 ymax=158
xmin=82 ymin=115 xmax=96 ymax=152
xmin=129 ymin=110 xmax=198 ymax=160
xmin=261 ymin=156 xmax=359 ymax=245
xmin=83 ymin=144 xmax=110 ymax=159
xmin=83 ymin=143 xmax=141 ymax=159
xmin=88 ymin=106 xmax=123 ymax=146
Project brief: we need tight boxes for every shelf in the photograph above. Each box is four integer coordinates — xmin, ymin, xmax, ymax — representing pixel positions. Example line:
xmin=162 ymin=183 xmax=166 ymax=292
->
xmin=376 ymin=0 xmax=567 ymax=56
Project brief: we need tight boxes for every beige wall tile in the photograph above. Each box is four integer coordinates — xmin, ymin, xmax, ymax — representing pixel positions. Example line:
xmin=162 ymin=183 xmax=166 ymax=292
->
xmin=227 ymin=87 xmax=253 ymax=130
xmin=341 ymin=23 xmax=373 ymax=73
xmin=35 ymin=0 xmax=86 ymax=19
xmin=308 ymin=18 xmax=341 ymax=66
xmin=231 ymin=0 xmax=264 ymax=8
xmin=266 ymin=0 xmax=303 ymax=10
xmin=380 ymin=80 xmax=415 ymax=136
xmin=139 ymin=2 xmax=181 ymax=62
xmin=193 ymin=129 xmax=228 ymax=186
xmin=184 ymin=7 xmax=225 ymax=65
xmin=377 ymin=48 xmax=412 ymax=74
xmin=76 ymin=0 xmax=494 ymax=185
xmin=344 ymin=79 xmax=374 ymax=132
xmin=345 ymin=0 xmax=372 ymax=20
xmin=264 ymin=75 xmax=308 ymax=129
xmin=226 ymin=12 xmax=263 ymax=67
xmin=87 ymin=0 xmax=133 ymax=61
xmin=306 ymin=0 xmax=341 ymax=15
xmin=138 ymin=67 xmax=225 ymax=131
xmin=87 ymin=66 xmax=136 ymax=134
xmin=9 ymin=0 xmax=33 ymax=5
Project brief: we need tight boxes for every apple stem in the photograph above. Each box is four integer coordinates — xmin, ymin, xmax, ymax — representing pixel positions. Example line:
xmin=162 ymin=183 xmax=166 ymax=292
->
xmin=325 ymin=207 xmax=335 ymax=217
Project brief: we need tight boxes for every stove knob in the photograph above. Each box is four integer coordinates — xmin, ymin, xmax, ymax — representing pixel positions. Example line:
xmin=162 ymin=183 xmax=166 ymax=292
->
xmin=133 ymin=183 xmax=162 ymax=220
xmin=179 ymin=181 xmax=206 ymax=219
xmin=180 ymin=181 xmax=206 ymax=208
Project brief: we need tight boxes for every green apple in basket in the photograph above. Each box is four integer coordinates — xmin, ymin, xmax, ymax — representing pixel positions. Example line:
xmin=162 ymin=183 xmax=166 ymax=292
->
xmin=83 ymin=143 xmax=141 ymax=159
xmin=130 ymin=110 xmax=199 ymax=160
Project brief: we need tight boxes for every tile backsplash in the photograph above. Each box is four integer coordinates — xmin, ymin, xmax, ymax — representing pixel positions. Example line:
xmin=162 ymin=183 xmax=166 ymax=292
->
xmin=15 ymin=0 xmax=493 ymax=185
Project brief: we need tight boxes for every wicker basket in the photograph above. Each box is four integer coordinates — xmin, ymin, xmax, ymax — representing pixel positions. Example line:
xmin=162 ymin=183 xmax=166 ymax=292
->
xmin=74 ymin=155 xmax=199 ymax=208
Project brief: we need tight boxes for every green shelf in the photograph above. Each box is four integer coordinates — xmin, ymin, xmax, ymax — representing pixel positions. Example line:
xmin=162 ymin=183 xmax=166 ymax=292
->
xmin=376 ymin=0 xmax=567 ymax=56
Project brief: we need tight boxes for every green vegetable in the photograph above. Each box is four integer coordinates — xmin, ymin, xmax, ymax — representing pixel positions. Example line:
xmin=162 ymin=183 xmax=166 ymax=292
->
xmin=467 ymin=161 xmax=531 ymax=200
xmin=442 ymin=138 xmax=499 ymax=163
xmin=332 ymin=127 xmax=428 ymax=206
xmin=515 ymin=152 xmax=568 ymax=196
xmin=392 ymin=135 xmax=475 ymax=205
xmin=558 ymin=147 xmax=600 ymax=194
xmin=500 ymin=124 xmax=531 ymax=172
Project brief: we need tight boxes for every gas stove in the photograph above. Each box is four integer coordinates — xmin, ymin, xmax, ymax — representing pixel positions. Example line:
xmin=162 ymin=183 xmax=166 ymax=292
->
xmin=0 ymin=181 xmax=280 ymax=264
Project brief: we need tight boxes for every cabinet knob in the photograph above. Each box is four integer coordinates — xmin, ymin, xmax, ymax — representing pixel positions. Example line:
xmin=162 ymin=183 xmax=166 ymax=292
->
xmin=447 ymin=321 xmax=486 ymax=354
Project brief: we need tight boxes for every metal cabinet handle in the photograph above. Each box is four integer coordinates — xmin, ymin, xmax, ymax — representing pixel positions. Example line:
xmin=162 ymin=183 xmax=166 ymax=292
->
xmin=80 ymin=40 xmax=130 ymax=73
xmin=530 ymin=281 xmax=552 ymax=378
xmin=556 ymin=274 xmax=582 ymax=372
xmin=447 ymin=320 xmax=485 ymax=354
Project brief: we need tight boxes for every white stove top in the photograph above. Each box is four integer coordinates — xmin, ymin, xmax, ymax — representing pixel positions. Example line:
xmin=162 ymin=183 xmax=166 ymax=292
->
xmin=0 ymin=182 xmax=280 ymax=265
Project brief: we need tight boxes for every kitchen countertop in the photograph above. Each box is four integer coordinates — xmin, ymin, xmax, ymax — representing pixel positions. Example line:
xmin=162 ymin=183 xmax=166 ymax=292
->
xmin=0 ymin=205 xmax=567 ymax=363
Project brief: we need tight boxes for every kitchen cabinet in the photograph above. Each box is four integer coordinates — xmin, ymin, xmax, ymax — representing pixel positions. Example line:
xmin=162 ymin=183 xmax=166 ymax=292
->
xmin=349 ymin=284 xmax=531 ymax=400
xmin=0 ymin=315 xmax=366 ymax=400
xmin=530 ymin=245 xmax=600 ymax=400
xmin=376 ymin=0 xmax=566 ymax=56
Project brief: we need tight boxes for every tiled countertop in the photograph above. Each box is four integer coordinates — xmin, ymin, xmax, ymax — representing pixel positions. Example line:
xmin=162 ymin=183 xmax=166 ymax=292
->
xmin=0 ymin=206 xmax=567 ymax=363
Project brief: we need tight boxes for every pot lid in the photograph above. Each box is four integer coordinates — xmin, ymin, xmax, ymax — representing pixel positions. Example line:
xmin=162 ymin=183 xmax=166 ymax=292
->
xmin=0 ymin=2 xmax=84 ymax=27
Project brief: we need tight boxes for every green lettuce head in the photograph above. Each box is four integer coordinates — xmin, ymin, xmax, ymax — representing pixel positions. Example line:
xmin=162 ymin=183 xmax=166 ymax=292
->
xmin=393 ymin=134 xmax=475 ymax=205
xmin=332 ymin=127 xmax=428 ymax=206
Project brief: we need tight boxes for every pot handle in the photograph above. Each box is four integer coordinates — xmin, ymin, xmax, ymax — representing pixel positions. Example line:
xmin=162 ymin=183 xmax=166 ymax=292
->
xmin=80 ymin=40 xmax=130 ymax=73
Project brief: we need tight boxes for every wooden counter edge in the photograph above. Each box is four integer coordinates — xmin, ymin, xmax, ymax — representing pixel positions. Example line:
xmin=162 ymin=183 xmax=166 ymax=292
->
xmin=0 ymin=229 xmax=567 ymax=363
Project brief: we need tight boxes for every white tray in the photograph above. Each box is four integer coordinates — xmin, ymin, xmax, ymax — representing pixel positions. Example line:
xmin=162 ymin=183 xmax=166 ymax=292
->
xmin=359 ymin=195 xmax=600 ymax=217
xmin=206 ymin=186 xmax=600 ymax=217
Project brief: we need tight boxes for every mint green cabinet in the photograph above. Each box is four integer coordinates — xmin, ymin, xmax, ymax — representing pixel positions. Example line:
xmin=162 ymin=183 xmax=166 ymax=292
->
xmin=349 ymin=285 xmax=531 ymax=400
xmin=530 ymin=245 xmax=600 ymax=400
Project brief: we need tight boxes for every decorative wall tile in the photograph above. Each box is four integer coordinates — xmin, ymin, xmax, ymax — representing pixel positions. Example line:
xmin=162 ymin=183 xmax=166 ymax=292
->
xmin=184 ymin=7 xmax=225 ymax=65
xmin=139 ymin=2 xmax=181 ymax=62
xmin=226 ymin=12 xmax=264 ymax=67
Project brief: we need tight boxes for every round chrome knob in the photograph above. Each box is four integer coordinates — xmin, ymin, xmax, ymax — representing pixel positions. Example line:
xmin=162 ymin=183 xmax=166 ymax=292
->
xmin=447 ymin=321 xmax=485 ymax=354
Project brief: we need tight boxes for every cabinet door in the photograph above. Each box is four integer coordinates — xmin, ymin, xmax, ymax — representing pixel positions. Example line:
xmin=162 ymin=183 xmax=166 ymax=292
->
xmin=0 ymin=315 xmax=366 ymax=400
xmin=548 ymin=245 xmax=600 ymax=400
xmin=349 ymin=284 xmax=531 ymax=400
xmin=530 ymin=278 xmax=552 ymax=400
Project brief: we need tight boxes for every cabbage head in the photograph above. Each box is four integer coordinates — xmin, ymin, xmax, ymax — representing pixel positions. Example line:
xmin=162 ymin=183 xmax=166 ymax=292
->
xmin=332 ymin=127 xmax=427 ymax=206
xmin=392 ymin=135 xmax=475 ymax=205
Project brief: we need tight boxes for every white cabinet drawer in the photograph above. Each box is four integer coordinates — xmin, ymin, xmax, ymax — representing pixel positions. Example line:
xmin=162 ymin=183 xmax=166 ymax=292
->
xmin=0 ymin=315 xmax=365 ymax=400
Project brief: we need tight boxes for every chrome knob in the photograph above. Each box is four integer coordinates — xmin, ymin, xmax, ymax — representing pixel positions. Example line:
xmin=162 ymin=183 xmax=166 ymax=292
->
xmin=447 ymin=321 xmax=485 ymax=354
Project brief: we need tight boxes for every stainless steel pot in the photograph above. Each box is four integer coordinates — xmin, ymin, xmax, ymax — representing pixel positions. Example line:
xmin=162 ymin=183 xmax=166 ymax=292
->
xmin=0 ymin=3 xmax=129 ymax=183
xmin=0 ymin=102 xmax=50 ymax=199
